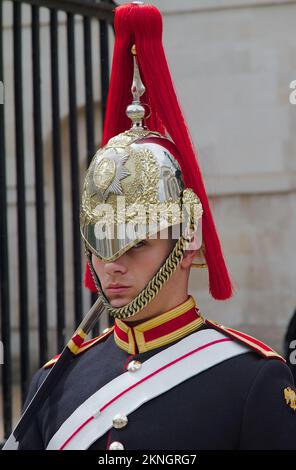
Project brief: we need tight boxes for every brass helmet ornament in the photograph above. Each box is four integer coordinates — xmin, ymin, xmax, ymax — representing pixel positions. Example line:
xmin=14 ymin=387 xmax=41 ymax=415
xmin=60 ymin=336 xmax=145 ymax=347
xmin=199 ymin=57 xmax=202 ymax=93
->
xmin=81 ymin=2 xmax=233 ymax=319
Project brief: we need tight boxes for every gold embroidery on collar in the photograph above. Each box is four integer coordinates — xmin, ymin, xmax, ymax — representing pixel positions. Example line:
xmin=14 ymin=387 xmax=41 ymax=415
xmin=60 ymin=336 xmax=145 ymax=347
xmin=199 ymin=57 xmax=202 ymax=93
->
xmin=114 ymin=296 xmax=204 ymax=354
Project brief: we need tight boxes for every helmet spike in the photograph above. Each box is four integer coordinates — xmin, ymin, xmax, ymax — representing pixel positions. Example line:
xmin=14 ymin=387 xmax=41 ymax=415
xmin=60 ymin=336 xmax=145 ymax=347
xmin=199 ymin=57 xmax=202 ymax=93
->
xmin=126 ymin=45 xmax=146 ymax=129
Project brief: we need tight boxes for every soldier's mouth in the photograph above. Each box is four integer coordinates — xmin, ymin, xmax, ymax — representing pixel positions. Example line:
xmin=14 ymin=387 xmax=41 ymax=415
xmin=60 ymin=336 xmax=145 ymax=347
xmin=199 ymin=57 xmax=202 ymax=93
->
xmin=106 ymin=285 xmax=131 ymax=293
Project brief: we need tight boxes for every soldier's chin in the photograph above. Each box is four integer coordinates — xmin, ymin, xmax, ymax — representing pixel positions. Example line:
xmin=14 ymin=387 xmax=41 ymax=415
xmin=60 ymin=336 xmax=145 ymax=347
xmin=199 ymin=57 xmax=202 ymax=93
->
xmin=108 ymin=295 xmax=133 ymax=308
xmin=105 ymin=287 xmax=144 ymax=308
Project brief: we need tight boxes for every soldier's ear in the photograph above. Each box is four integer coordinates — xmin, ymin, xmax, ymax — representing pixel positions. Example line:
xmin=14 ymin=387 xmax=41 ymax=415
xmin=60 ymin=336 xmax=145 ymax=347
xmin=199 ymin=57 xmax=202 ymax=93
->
xmin=180 ymin=231 xmax=200 ymax=269
xmin=181 ymin=249 xmax=198 ymax=269
xmin=186 ymin=231 xmax=200 ymax=251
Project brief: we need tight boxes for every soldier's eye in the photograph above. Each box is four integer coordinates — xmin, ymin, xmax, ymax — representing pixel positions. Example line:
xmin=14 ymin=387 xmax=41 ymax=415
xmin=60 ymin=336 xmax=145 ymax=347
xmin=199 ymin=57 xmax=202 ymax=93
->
xmin=133 ymin=240 xmax=146 ymax=249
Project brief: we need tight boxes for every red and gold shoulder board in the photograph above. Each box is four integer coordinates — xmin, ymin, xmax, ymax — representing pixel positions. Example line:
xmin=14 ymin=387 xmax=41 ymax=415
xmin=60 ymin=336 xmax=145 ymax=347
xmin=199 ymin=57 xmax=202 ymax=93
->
xmin=206 ymin=319 xmax=285 ymax=363
xmin=43 ymin=326 xmax=114 ymax=369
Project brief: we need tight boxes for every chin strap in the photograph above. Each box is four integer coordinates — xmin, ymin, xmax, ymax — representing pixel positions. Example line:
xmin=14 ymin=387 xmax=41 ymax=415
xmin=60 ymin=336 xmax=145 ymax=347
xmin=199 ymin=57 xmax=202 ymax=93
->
xmin=86 ymin=226 xmax=194 ymax=320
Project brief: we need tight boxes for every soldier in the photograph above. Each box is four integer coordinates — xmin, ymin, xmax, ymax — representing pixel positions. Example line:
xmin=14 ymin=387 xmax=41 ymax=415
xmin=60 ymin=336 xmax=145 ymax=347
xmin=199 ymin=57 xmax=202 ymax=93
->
xmin=5 ymin=2 xmax=296 ymax=450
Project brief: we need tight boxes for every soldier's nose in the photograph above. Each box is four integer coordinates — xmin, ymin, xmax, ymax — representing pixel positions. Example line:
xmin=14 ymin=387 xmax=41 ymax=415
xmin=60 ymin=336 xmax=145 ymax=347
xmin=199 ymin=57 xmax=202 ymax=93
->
xmin=104 ymin=259 xmax=128 ymax=275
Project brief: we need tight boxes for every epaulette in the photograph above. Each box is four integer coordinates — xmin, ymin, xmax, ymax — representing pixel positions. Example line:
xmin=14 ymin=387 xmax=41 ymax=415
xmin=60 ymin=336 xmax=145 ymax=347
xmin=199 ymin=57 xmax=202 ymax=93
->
xmin=206 ymin=319 xmax=285 ymax=363
xmin=43 ymin=326 xmax=114 ymax=369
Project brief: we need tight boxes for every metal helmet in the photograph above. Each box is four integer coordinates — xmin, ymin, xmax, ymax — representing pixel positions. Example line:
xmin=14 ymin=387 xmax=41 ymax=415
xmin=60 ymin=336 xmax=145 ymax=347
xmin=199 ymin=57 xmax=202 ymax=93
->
xmin=80 ymin=129 xmax=203 ymax=262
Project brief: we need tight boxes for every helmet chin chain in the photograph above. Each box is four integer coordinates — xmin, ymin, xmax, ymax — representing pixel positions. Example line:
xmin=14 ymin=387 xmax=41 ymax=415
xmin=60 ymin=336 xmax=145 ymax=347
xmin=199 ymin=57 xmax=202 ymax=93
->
xmin=86 ymin=218 xmax=196 ymax=320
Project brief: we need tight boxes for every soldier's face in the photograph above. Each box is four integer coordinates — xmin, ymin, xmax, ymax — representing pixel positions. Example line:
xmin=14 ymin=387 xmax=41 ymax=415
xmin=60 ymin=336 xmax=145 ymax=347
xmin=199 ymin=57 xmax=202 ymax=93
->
xmin=92 ymin=236 xmax=174 ymax=308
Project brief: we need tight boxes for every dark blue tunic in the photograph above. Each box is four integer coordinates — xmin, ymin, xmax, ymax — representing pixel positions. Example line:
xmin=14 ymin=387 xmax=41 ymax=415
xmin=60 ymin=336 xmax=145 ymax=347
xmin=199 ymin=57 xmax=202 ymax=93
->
xmin=19 ymin=323 xmax=296 ymax=450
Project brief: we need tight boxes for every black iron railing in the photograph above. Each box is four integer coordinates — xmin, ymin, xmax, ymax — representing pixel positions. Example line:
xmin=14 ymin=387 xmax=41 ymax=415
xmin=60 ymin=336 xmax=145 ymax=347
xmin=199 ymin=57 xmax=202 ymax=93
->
xmin=0 ymin=0 xmax=115 ymax=443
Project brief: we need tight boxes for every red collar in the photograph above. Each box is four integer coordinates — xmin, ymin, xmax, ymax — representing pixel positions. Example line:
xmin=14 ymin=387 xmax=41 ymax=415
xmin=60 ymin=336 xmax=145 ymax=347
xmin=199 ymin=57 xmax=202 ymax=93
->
xmin=114 ymin=296 xmax=204 ymax=354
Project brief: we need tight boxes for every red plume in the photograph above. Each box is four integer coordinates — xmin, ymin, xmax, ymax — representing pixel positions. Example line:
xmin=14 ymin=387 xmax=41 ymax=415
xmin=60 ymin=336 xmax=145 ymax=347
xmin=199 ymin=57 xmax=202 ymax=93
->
xmin=84 ymin=2 xmax=233 ymax=300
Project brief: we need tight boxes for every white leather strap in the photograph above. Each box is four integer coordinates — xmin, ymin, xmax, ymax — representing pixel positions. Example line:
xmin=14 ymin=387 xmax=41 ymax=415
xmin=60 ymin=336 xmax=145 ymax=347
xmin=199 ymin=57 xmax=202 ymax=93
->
xmin=46 ymin=329 xmax=249 ymax=450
